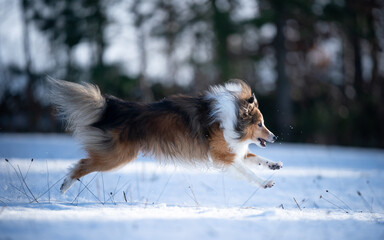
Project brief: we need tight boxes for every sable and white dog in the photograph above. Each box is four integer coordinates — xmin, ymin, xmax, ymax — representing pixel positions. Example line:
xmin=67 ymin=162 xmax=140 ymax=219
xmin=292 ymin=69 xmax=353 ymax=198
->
xmin=48 ymin=78 xmax=283 ymax=194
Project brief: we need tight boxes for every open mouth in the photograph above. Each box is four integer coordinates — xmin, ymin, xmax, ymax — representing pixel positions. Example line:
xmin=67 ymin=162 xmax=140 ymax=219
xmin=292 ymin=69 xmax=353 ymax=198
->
xmin=258 ymin=138 xmax=267 ymax=147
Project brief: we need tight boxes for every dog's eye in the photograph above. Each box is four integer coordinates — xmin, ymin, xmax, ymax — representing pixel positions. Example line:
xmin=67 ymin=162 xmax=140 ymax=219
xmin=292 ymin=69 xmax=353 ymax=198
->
xmin=258 ymin=122 xmax=262 ymax=127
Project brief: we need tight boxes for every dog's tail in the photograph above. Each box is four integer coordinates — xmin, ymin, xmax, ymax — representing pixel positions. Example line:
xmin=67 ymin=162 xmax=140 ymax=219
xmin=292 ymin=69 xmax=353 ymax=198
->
xmin=48 ymin=77 xmax=105 ymax=136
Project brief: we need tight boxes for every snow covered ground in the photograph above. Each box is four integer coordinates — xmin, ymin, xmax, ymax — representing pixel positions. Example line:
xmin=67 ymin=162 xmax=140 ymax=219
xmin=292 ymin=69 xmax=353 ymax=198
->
xmin=0 ymin=134 xmax=384 ymax=240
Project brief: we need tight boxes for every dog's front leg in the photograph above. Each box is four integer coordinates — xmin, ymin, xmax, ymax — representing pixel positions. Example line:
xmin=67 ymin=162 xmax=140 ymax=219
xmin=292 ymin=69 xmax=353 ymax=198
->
xmin=229 ymin=161 xmax=274 ymax=189
xmin=245 ymin=153 xmax=283 ymax=170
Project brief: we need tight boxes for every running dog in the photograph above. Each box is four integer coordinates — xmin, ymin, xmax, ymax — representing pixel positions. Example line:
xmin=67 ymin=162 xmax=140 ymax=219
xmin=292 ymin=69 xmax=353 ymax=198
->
xmin=48 ymin=78 xmax=282 ymax=194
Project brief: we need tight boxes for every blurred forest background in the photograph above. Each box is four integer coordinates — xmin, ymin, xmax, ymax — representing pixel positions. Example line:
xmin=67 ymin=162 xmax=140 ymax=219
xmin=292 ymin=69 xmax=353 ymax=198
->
xmin=0 ymin=0 xmax=383 ymax=148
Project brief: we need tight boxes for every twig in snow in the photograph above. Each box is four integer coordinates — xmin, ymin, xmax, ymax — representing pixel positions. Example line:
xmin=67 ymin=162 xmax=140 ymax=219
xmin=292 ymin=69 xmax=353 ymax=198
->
xmin=240 ymin=173 xmax=276 ymax=208
xmin=23 ymin=158 xmax=33 ymax=180
xmin=0 ymin=199 xmax=6 ymax=215
xmin=0 ymin=198 xmax=7 ymax=206
xmin=123 ymin=191 xmax=127 ymax=202
xmin=357 ymin=191 xmax=373 ymax=212
xmin=74 ymin=178 xmax=82 ymax=205
xmin=123 ymin=185 xmax=134 ymax=205
xmin=320 ymin=195 xmax=349 ymax=213
xmin=129 ymin=188 xmax=133 ymax=205
xmin=17 ymin=165 xmax=38 ymax=203
xmin=32 ymin=175 xmax=66 ymax=203
xmin=357 ymin=190 xmax=382 ymax=223
xmin=5 ymin=159 xmax=29 ymax=199
xmin=46 ymin=160 xmax=50 ymax=203
xmin=102 ymin=179 xmax=130 ymax=204
xmin=136 ymin=170 xmax=141 ymax=200
xmin=71 ymin=173 xmax=100 ymax=204
xmin=325 ymin=190 xmax=352 ymax=211
xmin=187 ymin=186 xmax=199 ymax=206
xmin=110 ymin=192 xmax=116 ymax=205
xmin=365 ymin=181 xmax=384 ymax=208
xmin=96 ymin=174 xmax=101 ymax=202
xmin=9 ymin=183 xmax=31 ymax=200
xmin=293 ymin=197 xmax=302 ymax=211
xmin=101 ymin=173 xmax=106 ymax=203
xmin=105 ymin=178 xmax=131 ymax=204
xmin=240 ymin=187 xmax=261 ymax=208
xmin=0 ymin=196 xmax=11 ymax=202
xmin=155 ymin=172 xmax=173 ymax=204
xmin=4 ymin=159 xmax=12 ymax=184
xmin=0 ymin=206 xmax=5 ymax=216
xmin=113 ymin=176 xmax=121 ymax=199
xmin=79 ymin=177 xmax=104 ymax=205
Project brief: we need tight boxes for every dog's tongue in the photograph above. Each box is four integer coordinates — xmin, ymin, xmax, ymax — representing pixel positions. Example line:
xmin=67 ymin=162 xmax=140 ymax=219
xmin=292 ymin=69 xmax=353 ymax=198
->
xmin=258 ymin=138 xmax=266 ymax=147
xmin=261 ymin=139 xmax=266 ymax=147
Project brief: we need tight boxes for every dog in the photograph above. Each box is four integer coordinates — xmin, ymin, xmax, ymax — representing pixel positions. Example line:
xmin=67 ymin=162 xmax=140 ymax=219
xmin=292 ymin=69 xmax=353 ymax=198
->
xmin=48 ymin=77 xmax=282 ymax=194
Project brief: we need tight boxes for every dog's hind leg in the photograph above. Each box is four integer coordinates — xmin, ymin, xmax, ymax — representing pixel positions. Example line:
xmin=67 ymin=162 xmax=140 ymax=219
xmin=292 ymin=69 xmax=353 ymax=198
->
xmin=245 ymin=153 xmax=283 ymax=170
xmin=60 ymin=142 xmax=139 ymax=194
xmin=60 ymin=157 xmax=105 ymax=194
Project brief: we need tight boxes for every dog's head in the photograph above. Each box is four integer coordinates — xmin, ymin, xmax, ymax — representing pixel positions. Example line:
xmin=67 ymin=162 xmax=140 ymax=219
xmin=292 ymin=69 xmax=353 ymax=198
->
xmin=235 ymin=81 xmax=277 ymax=148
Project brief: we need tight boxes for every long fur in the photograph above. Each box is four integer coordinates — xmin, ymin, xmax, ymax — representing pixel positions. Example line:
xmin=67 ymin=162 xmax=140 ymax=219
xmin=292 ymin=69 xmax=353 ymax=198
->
xmin=48 ymin=77 xmax=110 ymax=151
xmin=48 ymin=77 xmax=280 ymax=194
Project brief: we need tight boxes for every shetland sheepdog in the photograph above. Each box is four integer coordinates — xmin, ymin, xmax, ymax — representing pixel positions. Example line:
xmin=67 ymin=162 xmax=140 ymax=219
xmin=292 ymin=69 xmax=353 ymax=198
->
xmin=48 ymin=78 xmax=282 ymax=194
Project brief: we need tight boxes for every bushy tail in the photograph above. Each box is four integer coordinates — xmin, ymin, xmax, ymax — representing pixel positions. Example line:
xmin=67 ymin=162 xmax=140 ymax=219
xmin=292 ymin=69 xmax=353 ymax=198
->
xmin=47 ymin=77 xmax=106 ymax=148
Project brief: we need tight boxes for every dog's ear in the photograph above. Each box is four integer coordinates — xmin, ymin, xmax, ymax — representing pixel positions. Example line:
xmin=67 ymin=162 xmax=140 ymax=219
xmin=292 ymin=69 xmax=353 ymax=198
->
xmin=241 ymin=93 xmax=258 ymax=118
xmin=247 ymin=93 xmax=258 ymax=108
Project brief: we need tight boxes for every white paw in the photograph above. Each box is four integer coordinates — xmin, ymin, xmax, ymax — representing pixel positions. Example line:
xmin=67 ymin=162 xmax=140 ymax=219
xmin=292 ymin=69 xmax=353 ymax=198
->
xmin=263 ymin=180 xmax=275 ymax=189
xmin=268 ymin=161 xmax=283 ymax=170
xmin=60 ymin=176 xmax=76 ymax=195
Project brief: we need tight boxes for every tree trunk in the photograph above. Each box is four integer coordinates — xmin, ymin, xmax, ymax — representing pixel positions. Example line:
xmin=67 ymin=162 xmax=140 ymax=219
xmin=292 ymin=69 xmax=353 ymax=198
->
xmin=211 ymin=0 xmax=231 ymax=83
xmin=21 ymin=0 xmax=32 ymax=81
xmin=273 ymin=0 xmax=293 ymax=140
xmin=95 ymin=0 xmax=105 ymax=67
xmin=138 ymin=29 xmax=153 ymax=102
xmin=347 ymin=0 xmax=363 ymax=95
xmin=351 ymin=34 xmax=363 ymax=95
xmin=21 ymin=0 xmax=40 ymax=130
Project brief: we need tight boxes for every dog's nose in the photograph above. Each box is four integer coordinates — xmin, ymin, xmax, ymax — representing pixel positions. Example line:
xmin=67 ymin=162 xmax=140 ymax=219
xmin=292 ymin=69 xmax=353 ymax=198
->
xmin=267 ymin=131 xmax=277 ymax=143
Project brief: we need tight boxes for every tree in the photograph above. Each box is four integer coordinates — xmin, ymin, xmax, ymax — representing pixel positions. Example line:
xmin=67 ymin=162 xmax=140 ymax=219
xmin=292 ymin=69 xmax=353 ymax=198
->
xmin=83 ymin=0 xmax=108 ymax=67
xmin=271 ymin=0 xmax=293 ymax=138
xmin=130 ymin=0 xmax=154 ymax=102
xmin=31 ymin=0 xmax=107 ymax=81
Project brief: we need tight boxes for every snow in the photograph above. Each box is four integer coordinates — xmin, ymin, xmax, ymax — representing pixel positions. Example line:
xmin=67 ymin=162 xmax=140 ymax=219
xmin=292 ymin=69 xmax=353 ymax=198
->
xmin=1 ymin=134 xmax=384 ymax=239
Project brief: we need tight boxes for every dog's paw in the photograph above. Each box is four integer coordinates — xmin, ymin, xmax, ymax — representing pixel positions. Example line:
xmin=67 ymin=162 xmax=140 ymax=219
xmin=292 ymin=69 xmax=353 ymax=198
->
xmin=268 ymin=161 xmax=283 ymax=170
xmin=60 ymin=176 xmax=76 ymax=195
xmin=263 ymin=180 xmax=275 ymax=189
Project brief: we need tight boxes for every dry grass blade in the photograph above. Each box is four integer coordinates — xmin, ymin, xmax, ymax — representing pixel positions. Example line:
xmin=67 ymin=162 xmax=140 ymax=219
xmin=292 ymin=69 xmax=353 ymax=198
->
xmin=23 ymin=158 xmax=34 ymax=180
xmin=31 ymin=175 xmax=66 ymax=203
xmin=293 ymin=197 xmax=302 ymax=211
xmin=241 ymin=173 xmax=276 ymax=208
xmin=17 ymin=165 xmax=38 ymax=203
xmin=320 ymin=195 xmax=349 ymax=213
xmin=155 ymin=172 xmax=174 ymax=204
xmin=123 ymin=191 xmax=127 ymax=202
xmin=5 ymin=159 xmax=29 ymax=198
xmin=9 ymin=183 xmax=32 ymax=200
xmin=78 ymin=178 xmax=104 ymax=205
xmin=71 ymin=173 xmax=100 ymax=204
xmin=325 ymin=190 xmax=352 ymax=211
